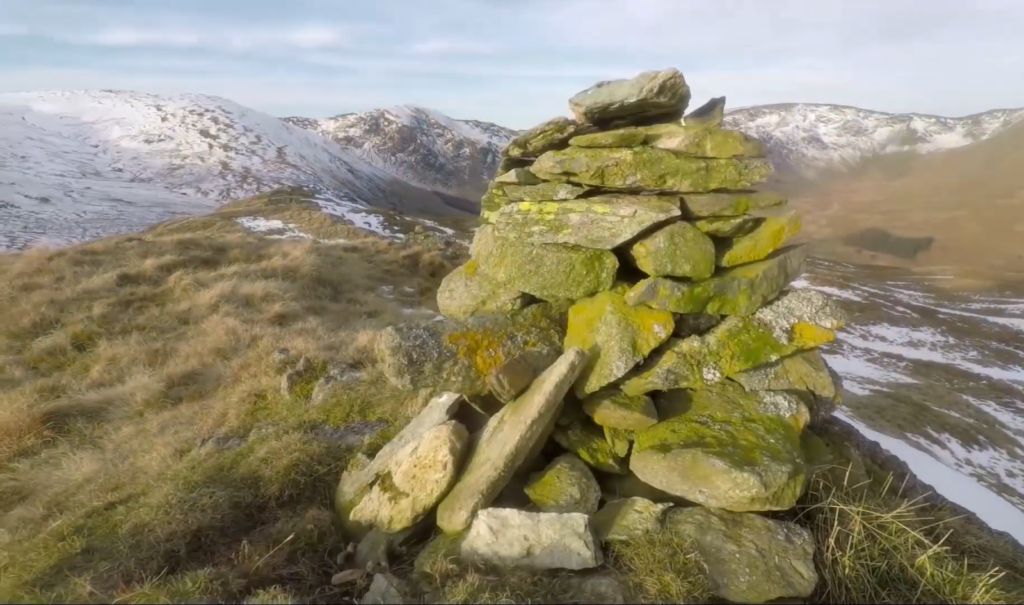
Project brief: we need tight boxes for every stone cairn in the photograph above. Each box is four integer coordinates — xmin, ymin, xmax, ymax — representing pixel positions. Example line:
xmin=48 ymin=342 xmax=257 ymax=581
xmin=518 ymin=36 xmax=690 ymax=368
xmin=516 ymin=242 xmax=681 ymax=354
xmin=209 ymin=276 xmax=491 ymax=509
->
xmin=336 ymin=68 xmax=848 ymax=604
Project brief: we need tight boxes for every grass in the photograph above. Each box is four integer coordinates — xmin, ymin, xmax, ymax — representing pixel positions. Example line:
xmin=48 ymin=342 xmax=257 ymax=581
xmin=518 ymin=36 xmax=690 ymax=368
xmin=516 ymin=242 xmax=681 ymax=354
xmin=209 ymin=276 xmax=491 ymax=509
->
xmin=2 ymin=190 xmax=1022 ymax=603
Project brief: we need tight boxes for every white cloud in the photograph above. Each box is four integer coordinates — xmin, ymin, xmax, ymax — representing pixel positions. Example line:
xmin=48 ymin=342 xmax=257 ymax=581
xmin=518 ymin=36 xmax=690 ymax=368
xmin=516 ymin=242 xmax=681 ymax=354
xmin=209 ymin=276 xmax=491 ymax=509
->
xmin=81 ymin=24 xmax=357 ymax=50
xmin=408 ymin=38 xmax=498 ymax=55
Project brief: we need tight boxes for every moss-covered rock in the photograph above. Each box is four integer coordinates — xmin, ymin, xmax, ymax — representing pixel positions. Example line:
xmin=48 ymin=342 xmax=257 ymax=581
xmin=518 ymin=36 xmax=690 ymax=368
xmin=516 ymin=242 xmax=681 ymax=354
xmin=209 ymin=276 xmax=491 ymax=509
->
xmin=672 ymin=312 xmax=722 ymax=337
xmin=620 ymin=288 xmax=846 ymax=395
xmin=683 ymin=96 xmax=726 ymax=129
xmin=524 ymin=453 xmax=602 ymax=514
xmin=731 ymin=349 xmax=843 ymax=424
xmin=716 ymin=212 xmax=802 ymax=267
xmin=437 ymin=260 xmax=531 ymax=320
xmin=553 ymin=416 xmax=628 ymax=474
xmin=564 ymin=284 xmax=675 ymax=396
xmin=631 ymin=382 xmax=807 ymax=511
xmin=680 ymin=190 xmax=785 ymax=218
xmin=641 ymin=122 xmax=766 ymax=158
xmin=569 ymin=127 xmax=647 ymax=148
xmin=604 ymin=426 xmax=633 ymax=458
xmin=597 ymin=470 xmax=686 ymax=504
xmin=591 ymin=497 xmax=673 ymax=542
xmin=628 ymin=221 xmax=716 ymax=279
xmin=581 ymin=388 xmax=658 ymax=431
xmin=471 ymin=225 xmax=618 ymax=301
xmin=377 ymin=303 xmax=566 ymax=395
xmin=626 ymin=244 xmax=808 ymax=316
xmin=486 ymin=348 xmax=563 ymax=404
xmin=504 ymin=116 xmax=582 ymax=159
xmin=530 ymin=146 xmax=771 ymax=193
xmin=694 ymin=215 xmax=762 ymax=238
xmin=666 ymin=507 xmax=818 ymax=603
xmin=480 ymin=183 xmax=512 ymax=224
xmin=504 ymin=182 xmax=590 ymax=202
xmin=493 ymin=195 xmax=681 ymax=250
xmin=568 ymin=68 xmax=690 ymax=125
xmin=494 ymin=167 xmax=544 ymax=185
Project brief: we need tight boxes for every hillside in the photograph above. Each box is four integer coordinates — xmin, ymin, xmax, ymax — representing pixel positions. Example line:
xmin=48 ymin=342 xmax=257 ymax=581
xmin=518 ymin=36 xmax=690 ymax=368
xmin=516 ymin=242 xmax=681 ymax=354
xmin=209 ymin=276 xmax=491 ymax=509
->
xmin=788 ymin=119 xmax=1024 ymax=272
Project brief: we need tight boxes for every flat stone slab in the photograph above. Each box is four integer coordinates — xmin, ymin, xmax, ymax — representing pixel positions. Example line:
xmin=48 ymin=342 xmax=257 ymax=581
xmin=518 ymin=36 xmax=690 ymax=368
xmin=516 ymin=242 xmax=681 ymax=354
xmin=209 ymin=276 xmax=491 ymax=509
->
xmin=461 ymin=508 xmax=603 ymax=570
xmin=568 ymin=68 xmax=690 ymax=125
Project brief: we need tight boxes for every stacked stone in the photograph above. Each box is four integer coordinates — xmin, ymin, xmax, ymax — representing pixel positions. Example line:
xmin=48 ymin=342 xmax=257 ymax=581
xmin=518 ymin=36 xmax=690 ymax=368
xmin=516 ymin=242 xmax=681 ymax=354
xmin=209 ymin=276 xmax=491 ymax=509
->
xmin=349 ymin=68 xmax=848 ymax=604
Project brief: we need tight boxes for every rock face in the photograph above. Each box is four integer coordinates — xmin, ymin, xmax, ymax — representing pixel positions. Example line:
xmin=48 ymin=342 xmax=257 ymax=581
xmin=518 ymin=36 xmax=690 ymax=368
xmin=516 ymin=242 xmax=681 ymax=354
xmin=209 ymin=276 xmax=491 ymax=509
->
xmin=492 ymin=195 xmax=681 ymax=249
xmin=666 ymin=507 xmax=818 ymax=603
xmin=349 ymin=420 xmax=469 ymax=532
xmin=460 ymin=508 xmax=603 ymax=570
xmin=436 ymin=347 xmax=588 ymax=534
xmin=364 ymin=68 xmax=850 ymax=596
xmin=524 ymin=453 xmax=602 ymax=513
xmin=568 ymin=68 xmax=691 ymax=125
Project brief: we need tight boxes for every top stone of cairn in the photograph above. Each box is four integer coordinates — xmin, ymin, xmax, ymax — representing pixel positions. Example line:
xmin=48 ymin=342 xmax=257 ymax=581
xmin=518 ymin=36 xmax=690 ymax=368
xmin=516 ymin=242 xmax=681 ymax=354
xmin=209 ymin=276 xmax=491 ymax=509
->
xmin=568 ymin=68 xmax=691 ymax=126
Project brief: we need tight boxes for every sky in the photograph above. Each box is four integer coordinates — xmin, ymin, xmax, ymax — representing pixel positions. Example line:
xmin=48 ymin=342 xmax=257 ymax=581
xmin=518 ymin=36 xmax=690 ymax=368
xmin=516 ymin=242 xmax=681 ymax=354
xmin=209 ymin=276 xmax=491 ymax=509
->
xmin=2 ymin=0 xmax=1023 ymax=129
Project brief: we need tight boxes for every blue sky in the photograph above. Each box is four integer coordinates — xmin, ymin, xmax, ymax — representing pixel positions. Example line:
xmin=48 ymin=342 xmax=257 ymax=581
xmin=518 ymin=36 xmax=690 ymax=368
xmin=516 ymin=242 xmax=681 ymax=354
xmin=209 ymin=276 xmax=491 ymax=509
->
xmin=2 ymin=0 xmax=1023 ymax=128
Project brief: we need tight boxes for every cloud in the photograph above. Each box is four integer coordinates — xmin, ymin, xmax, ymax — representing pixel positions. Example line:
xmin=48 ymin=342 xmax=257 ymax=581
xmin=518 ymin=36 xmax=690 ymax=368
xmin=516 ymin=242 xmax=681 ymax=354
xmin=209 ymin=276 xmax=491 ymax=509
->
xmin=408 ymin=38 xmax=498 ymax=55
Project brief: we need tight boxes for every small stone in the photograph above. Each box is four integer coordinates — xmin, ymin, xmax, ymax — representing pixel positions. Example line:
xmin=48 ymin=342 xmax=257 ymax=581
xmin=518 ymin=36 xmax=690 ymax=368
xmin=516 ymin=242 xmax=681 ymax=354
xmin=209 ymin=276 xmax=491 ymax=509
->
xmin=436 ymin=348 xmax=588 ymax=534
xmin=666 ymin=507 xmax=818 ymax=603
xmin=565 ymin=284 xmax=674 ymax=397
xmin=681 ymin=191 xmax=785 ymax=218
xmin=360 ymin=573 xmax=408 ymax=605
xmin=628 ymin=221 xmax=715 ymax=279
xmin=493 ymin=195 xmax=681 ymax=250
xmin=524 ymin=453 xmax=602 ymax=514
xmin=717 ymin=212 xmax=802 ymax=267
xmin=486 ymin=348 xmax=559 ymax=404
xmin=494 ymin=168 xmax=543 ymax=185
xmin=591 ymin=497 xmax=673 ymax=542
xmin=569 ymin=126 xmax=647 ymax=148
xmin=693 ymin=215 xmax=762 ymax=238
xmin=569 ymin=68 xmax=691 ymax=125
xmin=504 ymin=116 xmax=582 ymax=159
xmin=437 ymin=260 xmax=531 ymax=320
xmin=560 ymin=572 xmax=630 ymax=604
xmin=683 ymin=96 xmax=726 ymax=129
xmin=503 ymin=181 xmax=591 ymax=202
xmin=626 ymin=244 xmax=808 ymax=316
xmin=331 ymin=569 xmax=365 ymax=586
xmin=349 ymin=421 xmax=469 ymax=532
xmin=460 ymin=508 xmax=603 ymax=570
xmin=553 ymin=416 xmax=628 ymax=474
xmin=530 ymin=147 xmax=771 ymax=194
xmin=471 ymin=225 xmax=618 ymax=301
xmin=581 ymin=389 xmax=658 ymax=431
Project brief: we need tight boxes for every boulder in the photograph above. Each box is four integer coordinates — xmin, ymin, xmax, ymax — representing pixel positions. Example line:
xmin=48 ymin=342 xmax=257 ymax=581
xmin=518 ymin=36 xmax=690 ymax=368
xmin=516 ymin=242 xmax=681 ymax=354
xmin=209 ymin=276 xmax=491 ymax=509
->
xmin=377 ymin=303 xmax=565 ymax=395
xmin=460 ymin=508 xmax=603 ymax=570
xmin=641 ymin=122 xmax=766 ymax=158
xmin=493 ymin=196 xmax=681 ymax=250
xmin=436 ymin=347 xmax=588 ymax=534
xmin=361 ymin=573 xmax=409 ymax=605
xmin=524 ymin=453 xmax=602 ymax=514
xmin=568 ymin=68 xmax=690 ymax=125
xmin=437 ymin=260 xmax=531 ymax=320
xmin=680 ymin=190 xmax=785 ymax=218
xmin=504 ymin=116 xmax=582 ymax=159
xmin=628 ymin=221 xmax=716 ymax=279
xmin=564 ymin=284 xmax=675 ymax=396
xmin=471 ymin=225 xmax=618 ymax=301
xmin=598 ymin=470 xmax=687 ymax=504
xmin=630 ymin=383 xmax=807 ymax=511
xmin=569 ymin=126 xmax=647 ymax=148
xmin=335 ymin=393 xmax=462 ymax=534
xmin=626 ymin=244 xmax=808 ymax=316
xmin=530 ymin=147 xmax=771 ymax=194
xmin=494 ymin=167 xmax=543 ymax=185
xmin=683 ymin=96 xmax=726 ymax=129
xmin=666 ymin=507 xmax=818 ymax=603
xmin=716 ymin=212 xmax=802 ymax=267
xmin=581 ymin=389 xmax=658 ymax=431
xmin=693 ymin=215 xmax=762 ymax=238
xmin=621 ymin=288 xmax=846 ymax=395
xmin=731 ymin=350 xmax=843 ymax=425
xmin=591 ymin=497 xmax=673 ymax=542
xmin=553 ymin=416 xmax=628 ymax=474
xmin=504 ymin=181 xmax=590 ymax=202
xmin=349 ymin=420 xmax=469 ymax=532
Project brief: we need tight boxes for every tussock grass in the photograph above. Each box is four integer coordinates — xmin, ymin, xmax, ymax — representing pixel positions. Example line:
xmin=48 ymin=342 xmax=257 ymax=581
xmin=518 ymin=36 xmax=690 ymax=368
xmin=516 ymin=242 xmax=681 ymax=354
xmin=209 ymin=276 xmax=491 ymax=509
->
xmin=0 ymin=193 xmax=464 ymax=603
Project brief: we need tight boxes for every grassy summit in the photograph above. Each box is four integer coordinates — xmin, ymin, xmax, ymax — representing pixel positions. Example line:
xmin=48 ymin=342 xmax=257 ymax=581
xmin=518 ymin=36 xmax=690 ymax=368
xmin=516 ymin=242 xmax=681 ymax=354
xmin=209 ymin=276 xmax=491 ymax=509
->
xmin=0 ymin=190 xmax=1022 ymax=603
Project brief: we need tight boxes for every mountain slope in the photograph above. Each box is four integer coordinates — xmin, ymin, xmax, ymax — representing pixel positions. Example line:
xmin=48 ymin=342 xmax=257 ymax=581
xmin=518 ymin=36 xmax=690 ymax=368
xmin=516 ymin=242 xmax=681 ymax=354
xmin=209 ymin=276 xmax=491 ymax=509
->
xmin=284 ymin=105 xmax=516 ymax=201
xmin=724 ymin=103 xmax=1024 ymax=180
xmin=0 ymin=91 xmax=475 ymax=250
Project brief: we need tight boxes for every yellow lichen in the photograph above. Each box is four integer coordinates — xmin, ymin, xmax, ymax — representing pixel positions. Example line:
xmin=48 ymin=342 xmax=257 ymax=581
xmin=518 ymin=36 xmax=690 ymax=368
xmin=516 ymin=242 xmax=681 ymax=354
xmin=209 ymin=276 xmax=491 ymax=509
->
xmin=789 ymin=322 xmax=835 ymax=348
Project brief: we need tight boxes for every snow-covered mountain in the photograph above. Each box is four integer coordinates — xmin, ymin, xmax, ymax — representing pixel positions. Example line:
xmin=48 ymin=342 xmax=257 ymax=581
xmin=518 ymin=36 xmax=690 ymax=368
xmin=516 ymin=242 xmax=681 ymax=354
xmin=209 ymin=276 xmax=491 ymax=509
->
xmin=724 ymin=103 xmax=1024 ymax=178
xmin=283 ymin=105 xmax=516 ymax=200
xmin=0 ymin=90 xmax=477 ymax=250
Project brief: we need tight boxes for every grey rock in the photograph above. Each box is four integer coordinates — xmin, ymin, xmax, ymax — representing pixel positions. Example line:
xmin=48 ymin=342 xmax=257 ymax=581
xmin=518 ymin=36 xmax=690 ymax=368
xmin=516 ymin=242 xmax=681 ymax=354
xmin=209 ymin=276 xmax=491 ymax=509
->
xmin=460 ymin=508 xmax=603 ymax=570
xmin=569 ymin=68 xmax=691 ymax=125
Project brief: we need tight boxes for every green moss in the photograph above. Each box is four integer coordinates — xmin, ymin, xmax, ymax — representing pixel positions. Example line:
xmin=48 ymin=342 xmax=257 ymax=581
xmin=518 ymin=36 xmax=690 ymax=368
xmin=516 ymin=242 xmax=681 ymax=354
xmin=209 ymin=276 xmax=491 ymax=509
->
xmin=629 ymin=221 xmax=716 ymax=279
xmin=553 ymin=417 xmax=628 ymax=474
xmin=569 ymin=127 xmax=646 ymax=148
xmin=716 ymin=213 xmax=802 ymax=267
xmin=505 ymin=116 xmax=578 ymax=159
xmin=503 ymin=182 xmax=590 ymax=202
